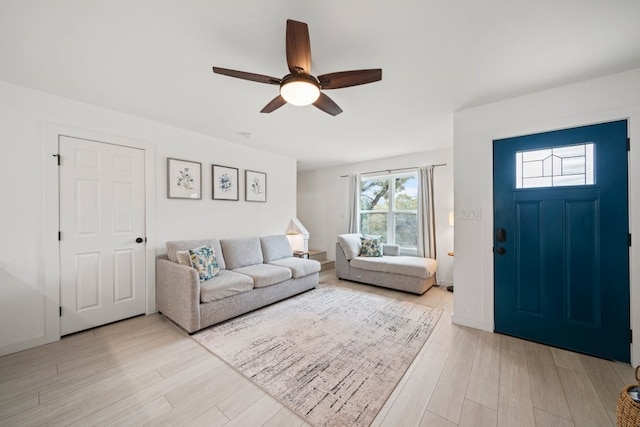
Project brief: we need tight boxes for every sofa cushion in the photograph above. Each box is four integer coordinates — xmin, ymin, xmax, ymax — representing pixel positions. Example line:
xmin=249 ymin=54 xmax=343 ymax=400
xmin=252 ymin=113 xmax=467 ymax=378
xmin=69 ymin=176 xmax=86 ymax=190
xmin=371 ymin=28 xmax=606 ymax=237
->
xmin=200 ymin=270 xmax=254 ymax=303
xmin=232 ymin=264 xmax=292 ymax=288
xmin=166 ymin=239 xmax=226 ymax=270
xmin=269 ymin=257 xmax=321 ymax=278
xmin=382 ymin=244 xmax=400 ymax=256
xmin=176 ymin=250 xmax=193 ymax=266
xmin=189 ymin=245 xmax=220 ymax=281
xmin=260 ymin=234 xmax=294 ymax=262
xmin=350 ymin=256 xmax=438 ymax=279
xmin=221 ymin=237 xmax=263 ymax=270
xmin=337 ymin=233 xmax=362 ymax=260
xmin=360 ymin=236 xmax=383 ymax=257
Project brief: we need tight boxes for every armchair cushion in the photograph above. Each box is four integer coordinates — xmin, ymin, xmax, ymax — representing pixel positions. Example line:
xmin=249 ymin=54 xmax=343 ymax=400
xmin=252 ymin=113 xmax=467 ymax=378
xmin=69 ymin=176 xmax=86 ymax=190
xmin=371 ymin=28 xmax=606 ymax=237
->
xmin=337 ymin=233 xmax=362 ymax=260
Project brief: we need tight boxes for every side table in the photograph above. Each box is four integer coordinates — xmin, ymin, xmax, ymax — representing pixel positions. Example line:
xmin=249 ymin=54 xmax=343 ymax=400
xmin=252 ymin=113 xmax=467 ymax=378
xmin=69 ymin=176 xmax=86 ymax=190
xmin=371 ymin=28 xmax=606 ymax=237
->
xmin=447 ymin=251 xmax=454 ymax=292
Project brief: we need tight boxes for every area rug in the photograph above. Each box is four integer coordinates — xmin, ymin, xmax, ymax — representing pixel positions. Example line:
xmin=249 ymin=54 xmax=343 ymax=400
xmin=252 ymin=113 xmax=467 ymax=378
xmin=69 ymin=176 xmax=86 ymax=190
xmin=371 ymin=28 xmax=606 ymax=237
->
xmin=192 ymin=286 xmax=442 ymax=427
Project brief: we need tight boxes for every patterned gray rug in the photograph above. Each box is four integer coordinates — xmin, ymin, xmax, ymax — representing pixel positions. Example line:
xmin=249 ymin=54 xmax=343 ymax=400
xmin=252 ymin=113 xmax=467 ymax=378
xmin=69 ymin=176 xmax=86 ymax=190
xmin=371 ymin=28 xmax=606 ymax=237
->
xmin=192 ymin=286 xmax=442 ymax=426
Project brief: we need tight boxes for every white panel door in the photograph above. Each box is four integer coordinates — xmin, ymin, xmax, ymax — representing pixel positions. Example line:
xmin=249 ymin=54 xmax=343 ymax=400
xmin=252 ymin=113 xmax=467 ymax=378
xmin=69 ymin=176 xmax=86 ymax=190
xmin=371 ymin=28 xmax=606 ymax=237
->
xmin=59 ymin=136 xmax=146 ymax=335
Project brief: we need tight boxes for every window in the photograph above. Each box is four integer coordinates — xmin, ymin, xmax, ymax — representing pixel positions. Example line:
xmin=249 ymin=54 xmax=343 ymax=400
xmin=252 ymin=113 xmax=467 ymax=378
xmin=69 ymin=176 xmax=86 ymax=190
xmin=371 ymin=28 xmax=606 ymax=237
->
xmin=515 ymin=143 xmax=594 ymax=189
xmin=359 ymin=172 xmax=418 ymax=252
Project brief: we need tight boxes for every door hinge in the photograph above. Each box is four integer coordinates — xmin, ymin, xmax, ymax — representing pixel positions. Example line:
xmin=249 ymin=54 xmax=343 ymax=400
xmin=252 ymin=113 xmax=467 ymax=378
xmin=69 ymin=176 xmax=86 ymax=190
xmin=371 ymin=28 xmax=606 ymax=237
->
xmin=59 ymin=306 xmax=62 ymax=317
xmin=53 ymin=153 xmax=60 ymax=165
xmin=630 ymin=233 xmax=632 ymax=247
xmin=628 ymin=138 xmax=631 ymax=152
xmin=58 ymin=231 xmax=61 ymax=241
xmin=631 ymin=329 xmax=633 ymax=343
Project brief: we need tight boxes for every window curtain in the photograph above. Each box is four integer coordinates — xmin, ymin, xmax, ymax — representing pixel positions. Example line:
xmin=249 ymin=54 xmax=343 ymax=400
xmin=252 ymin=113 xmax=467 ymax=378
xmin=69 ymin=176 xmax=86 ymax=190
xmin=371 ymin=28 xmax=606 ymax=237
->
xmin=417 ymin=166 xmax=437 ymax=270
xmin=348 ymin=174 xmax=360 ymax=233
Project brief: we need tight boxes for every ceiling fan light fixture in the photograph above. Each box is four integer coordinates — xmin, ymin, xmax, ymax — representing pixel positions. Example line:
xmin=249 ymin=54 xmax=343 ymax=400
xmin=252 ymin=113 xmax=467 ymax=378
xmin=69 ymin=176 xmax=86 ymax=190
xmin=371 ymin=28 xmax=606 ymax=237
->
xmin=280 ymin=75 xmax=320 ymax=106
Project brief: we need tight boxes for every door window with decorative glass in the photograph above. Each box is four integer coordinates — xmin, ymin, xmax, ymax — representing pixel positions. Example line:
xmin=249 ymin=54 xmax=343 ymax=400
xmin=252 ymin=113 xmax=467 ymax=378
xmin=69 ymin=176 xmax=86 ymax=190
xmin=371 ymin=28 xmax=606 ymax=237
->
xmin=359 ymin=172 xmax=418 ymax=253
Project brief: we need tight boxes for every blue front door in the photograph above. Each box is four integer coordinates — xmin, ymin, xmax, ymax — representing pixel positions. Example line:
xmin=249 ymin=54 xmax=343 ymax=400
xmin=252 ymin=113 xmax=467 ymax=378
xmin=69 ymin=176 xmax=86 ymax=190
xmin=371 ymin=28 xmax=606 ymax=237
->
xmin=493 ymin=120 xmax=630 ymax=362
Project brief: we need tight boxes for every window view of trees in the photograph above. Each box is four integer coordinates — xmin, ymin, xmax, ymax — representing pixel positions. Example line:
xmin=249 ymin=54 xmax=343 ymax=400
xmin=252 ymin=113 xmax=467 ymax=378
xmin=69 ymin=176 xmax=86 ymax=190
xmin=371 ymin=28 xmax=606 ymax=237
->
xmin=360 ymin=173 xmax=418 ymax=250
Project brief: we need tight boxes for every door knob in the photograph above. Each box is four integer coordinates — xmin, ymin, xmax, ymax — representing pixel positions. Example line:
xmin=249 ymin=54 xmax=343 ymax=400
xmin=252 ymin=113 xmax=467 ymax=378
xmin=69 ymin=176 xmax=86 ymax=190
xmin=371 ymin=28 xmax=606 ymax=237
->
xmin=135 ymin=237 xmax=144 ymax=244
xmin=495 ymin=247 xmax=506 ymax=255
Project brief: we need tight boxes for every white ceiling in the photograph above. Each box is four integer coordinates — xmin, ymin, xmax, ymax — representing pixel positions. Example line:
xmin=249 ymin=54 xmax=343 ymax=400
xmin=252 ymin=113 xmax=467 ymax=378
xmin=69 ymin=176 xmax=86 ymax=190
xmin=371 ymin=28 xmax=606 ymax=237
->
xmin=1 ymin=1 xmax=640 ymax=170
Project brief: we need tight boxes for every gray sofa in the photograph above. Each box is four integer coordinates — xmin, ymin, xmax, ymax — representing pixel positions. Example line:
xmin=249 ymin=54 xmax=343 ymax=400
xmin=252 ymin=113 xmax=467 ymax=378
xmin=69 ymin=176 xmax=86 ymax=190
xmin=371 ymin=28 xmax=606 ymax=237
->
xmin=156 ymin=234 xmax=320 ymax=333
xmin=335 ymin=233 xmax=437 ymax=294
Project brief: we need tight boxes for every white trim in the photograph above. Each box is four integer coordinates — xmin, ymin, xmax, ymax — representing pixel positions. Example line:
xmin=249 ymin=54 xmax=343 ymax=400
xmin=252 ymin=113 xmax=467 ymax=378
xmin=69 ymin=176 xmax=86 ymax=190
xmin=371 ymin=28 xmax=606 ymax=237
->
xmin=43 ymin=123 xmax=157 ymax=346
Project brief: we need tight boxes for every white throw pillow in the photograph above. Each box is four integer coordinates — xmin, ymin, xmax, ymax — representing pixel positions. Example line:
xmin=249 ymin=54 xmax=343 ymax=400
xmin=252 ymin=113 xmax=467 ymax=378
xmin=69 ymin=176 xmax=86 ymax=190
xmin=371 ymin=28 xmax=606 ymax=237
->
xmin=176 ymin=250 xmax=193 ymax=267
xmin=337 ymin=234 xmax=362 ymax=260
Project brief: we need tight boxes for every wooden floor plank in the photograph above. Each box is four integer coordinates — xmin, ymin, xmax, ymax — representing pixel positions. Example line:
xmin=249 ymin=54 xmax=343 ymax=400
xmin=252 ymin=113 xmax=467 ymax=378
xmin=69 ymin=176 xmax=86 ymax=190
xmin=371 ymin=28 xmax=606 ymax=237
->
xmin=263 ymin=406 xmax=307 ymax=427
xmin=377 ymin=342 xmax=449 ymax=426
xmin=427 ymin=327 xmax=480 ymax=424
xmin=67 ymin=358 xmax=218 ymax=426
xmin=533 ymin=408 xmax=575 ymax=427
xmin=104 ymin=396 xmax=173 ymax=427
xmin=610 ymin=360 xmax=636 ymax=385
xmin=224 ymin=394 xmax=283 ymax=427
xmin=3 ymin=369 xmax=162 ymax=426
xmin=578 ymin=353 xmax=627 ymax=413
xmin=216 ymin=381 xmax=266 ymax=420
xmin=181 ymin=405 xmax=230 ymax=427
xmin=557 ymin=366 xmax=613 ymax=427
xmin=551 ymin=347 xmax=588 ymax=373
xmin=524 ymin=340 xmax=572 ymax=420
xmin=419 ymin=410 xmax=458 ymax=427
xmin=458 ymin=399 xmax=497 ymax=427
xmin=0 ymin=393 xmax=39 ymax=423
xmin=466 ymin=331 xmax=501 ymax=410
xmin=0 ymin=364 xmax=57 ymax=408
xmin=497 ymin=348 xmax=535 ymax=427
xmin=37 ymin=335 xmax=195 ymax=404
xmin=429 ymin=309 xmax=460 ymax=349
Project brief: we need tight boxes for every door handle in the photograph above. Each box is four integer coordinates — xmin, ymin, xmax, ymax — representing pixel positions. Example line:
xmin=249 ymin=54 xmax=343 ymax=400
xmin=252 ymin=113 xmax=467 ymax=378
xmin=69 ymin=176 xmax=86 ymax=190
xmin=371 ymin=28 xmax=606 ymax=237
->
xmin=494 ymin=247 xmax=506 ymax=255
xmin=135 ymin=237 xmax=145 ymax=244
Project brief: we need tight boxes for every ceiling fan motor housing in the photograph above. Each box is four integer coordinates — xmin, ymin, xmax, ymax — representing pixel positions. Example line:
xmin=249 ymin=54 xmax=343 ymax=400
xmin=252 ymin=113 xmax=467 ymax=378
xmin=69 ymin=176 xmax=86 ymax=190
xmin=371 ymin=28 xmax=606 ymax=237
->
xmin=279 ymin=73 xmax=320 ymax=106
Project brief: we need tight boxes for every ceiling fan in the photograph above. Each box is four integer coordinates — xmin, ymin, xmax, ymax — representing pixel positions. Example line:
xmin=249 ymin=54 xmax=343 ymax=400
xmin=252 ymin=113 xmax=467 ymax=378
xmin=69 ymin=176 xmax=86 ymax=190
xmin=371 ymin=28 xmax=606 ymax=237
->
xmin=212 ymin=19 xmax=382 ymax=116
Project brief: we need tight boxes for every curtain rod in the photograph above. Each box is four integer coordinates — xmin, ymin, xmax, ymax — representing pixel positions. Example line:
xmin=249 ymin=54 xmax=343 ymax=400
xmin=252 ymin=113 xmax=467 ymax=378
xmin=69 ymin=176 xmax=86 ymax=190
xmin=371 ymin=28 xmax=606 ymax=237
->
xmin=340 ymin=163 xmax=446 ymax=178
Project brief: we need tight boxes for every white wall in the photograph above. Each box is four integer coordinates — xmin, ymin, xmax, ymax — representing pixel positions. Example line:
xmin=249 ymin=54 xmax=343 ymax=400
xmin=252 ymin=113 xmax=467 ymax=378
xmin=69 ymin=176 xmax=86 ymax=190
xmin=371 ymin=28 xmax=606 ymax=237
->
xmin=453 ymin=68 xmax=640 ymax=364
xmin=297 ymin=149 xmax=454 ymax=286
xmin=0 ymin=81 xmax=297 ymax=356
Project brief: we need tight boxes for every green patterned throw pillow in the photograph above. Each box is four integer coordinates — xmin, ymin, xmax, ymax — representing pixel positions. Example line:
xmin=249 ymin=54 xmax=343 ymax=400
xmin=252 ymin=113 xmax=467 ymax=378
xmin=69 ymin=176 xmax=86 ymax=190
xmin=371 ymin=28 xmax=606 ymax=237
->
xmin=360 ymin=236 xmax=383 ymax=257
xmin=188 ymin=245 xmax=220 ymax=281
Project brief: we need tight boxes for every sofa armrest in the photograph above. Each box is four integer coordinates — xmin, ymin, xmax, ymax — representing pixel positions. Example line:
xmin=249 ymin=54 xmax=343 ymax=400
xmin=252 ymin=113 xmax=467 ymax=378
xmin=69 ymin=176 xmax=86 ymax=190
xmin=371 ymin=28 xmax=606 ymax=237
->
xmin=156 ymin=258 xmax=201 ymax=333
xmin=382 ymin=244 xmax=400 ymax=256
xmin=335 ymin=242 xmax=350 ymax=279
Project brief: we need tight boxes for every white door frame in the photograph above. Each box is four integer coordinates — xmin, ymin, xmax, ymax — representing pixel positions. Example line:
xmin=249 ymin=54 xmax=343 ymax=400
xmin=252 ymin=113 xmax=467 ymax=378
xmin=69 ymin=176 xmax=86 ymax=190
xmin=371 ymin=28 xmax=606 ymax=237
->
xmin=43 ymin=123 xmax=156 ymax=344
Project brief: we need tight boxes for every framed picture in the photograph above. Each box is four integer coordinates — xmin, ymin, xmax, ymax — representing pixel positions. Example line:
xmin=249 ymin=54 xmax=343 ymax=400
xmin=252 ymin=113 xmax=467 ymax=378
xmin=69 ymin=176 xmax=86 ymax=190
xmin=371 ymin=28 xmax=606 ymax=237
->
xmin=245 ymin=170 xmax=267 ymax=202
xmin=212 ymin=164 xmax=239 ymax=201
xmin=167 ymin=158 xmax=202 ymax=199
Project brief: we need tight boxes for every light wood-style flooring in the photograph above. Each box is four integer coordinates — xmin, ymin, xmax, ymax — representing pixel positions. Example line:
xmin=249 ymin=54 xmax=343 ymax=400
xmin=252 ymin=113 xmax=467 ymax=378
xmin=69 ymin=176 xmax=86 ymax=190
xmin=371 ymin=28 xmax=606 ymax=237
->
xmin=0 ymin=270 xmax=634 ymax=426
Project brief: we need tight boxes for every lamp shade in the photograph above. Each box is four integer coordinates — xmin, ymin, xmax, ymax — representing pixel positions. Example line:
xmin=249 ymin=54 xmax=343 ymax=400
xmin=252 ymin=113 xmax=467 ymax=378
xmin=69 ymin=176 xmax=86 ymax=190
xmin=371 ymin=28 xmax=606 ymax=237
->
xmin=280 ymin=75 xmax=320 ymax=106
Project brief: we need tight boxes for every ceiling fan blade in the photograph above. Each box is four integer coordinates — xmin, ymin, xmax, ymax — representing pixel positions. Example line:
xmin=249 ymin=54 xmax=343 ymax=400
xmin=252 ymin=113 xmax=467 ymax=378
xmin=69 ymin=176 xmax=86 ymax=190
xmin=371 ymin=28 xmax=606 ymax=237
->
xmin=286 ymin=19 xmax=312 ymax=74
xmin=260 ymin=95 xmax=287 ymax=113
xmin=212 ymin=67 xmax=281 ymax=85
xmin=313 ymin=93 xmax=343 ymax=116
xmin=317 ymin=69 xmax=382 ymax=89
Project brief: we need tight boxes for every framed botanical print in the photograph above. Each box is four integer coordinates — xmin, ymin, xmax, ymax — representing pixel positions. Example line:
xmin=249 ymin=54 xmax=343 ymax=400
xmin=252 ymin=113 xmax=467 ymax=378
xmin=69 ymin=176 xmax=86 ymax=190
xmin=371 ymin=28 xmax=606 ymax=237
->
xmin=212 ymin=164 xmax=239 ymax=201
xmin=245 ymin=170 xmax=267 ymax=202
xmin=167 ymin=158 xmax=202 ymax=199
